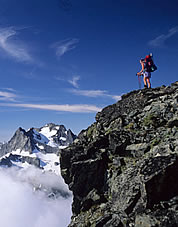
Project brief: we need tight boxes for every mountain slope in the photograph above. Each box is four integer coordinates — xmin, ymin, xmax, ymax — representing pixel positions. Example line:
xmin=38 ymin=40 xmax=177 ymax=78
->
xmin=60 ymin=82 xmax=178 ymax=227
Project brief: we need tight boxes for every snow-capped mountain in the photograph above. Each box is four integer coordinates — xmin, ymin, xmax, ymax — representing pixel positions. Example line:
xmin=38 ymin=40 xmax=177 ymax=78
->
xmin=0 ymin=123 xmax=76 ymax=196
xmin=0 ymin=123 xmax=76 ymax=157
xmin=0 ymin=123 xmax=76 ymax=170
xmin=0 ymin=123 xmax=76 ymax=197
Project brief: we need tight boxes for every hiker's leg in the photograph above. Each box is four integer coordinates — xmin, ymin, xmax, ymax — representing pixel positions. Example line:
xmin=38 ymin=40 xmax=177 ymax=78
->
xmin=147 ymin=78 xmax=151 ymax=88
xmin=143 ymin=75 xmax=147 ymax=87
xmin=147 ymin=72 xmax=151 ymax=88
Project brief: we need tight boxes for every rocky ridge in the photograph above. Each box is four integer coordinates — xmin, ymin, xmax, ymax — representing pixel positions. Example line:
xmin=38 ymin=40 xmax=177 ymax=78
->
xmin=60 ymin=82 xmax=178 ymax=226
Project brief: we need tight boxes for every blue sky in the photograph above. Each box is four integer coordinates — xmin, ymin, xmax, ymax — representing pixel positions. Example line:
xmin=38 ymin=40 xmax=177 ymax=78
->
xmin=0 ymin=0 xmax=178 ymax=141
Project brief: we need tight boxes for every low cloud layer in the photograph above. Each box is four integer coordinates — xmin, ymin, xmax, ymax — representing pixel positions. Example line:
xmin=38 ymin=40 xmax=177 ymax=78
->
xmin=0 ymin=166 xmax=72 ymax=227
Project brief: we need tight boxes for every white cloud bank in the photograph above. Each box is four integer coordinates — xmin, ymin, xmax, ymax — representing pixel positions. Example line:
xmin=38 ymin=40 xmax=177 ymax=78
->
xmin=148 ymin=26 xmax=178 ymax=47
xmin=0 ymin=27 xmax=32 ymax=62
xmin=0 ymin=103 xmax=102 ymax=113
xmin=0 ymin=166 xmax=72 ymax=227
xmin=51 ymin=38 xmax=79 ymax=57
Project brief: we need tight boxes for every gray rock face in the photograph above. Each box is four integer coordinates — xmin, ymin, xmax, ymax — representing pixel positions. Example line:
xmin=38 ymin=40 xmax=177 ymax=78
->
xmin=0 ymin=127 xmax=35 ymax=157
xmin=60 ymin=82 xmax=178 ymax=226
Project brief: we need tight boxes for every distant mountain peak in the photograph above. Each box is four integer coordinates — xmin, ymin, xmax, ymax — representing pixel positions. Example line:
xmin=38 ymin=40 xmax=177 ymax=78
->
xmin=0 ymin=123 xmax=76 ymax=171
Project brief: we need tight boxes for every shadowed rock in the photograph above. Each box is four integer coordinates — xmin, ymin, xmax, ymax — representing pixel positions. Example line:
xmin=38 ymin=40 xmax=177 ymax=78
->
xmin=60 ymin=81 xmax=178 ymax=226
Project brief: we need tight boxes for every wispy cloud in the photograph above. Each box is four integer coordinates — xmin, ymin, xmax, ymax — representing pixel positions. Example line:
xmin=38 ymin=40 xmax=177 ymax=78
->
xmin=2 ymin=87 xmax=16 ymax=92
xmin=0 ymin=103 xmax=102 ymax=113
xmin=70 ymin=89 xmax=121 ymax=101
xmin=51 ymin=38 xmax=79 ymax=57
xmin=71 ymin=89 xmax=107 ymax=97
xmin=0 ymin=90 xmax=17 ymax=101
xmin=0 ymin=27 xmax=33 ymax=62
xmin=148 ymin=26 xmax=178 ymax=47
xmin=68 ymin=76 xmax=80 ymax=88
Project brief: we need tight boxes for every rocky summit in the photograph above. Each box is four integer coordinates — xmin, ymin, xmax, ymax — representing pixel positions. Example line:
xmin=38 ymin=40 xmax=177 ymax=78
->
xmin=60 ymin=82 xmax=178 ymax=227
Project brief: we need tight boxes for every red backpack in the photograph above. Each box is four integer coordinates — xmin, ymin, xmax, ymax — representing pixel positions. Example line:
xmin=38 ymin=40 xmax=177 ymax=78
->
xmin=144 ymin=54 xmax=157 ymax=72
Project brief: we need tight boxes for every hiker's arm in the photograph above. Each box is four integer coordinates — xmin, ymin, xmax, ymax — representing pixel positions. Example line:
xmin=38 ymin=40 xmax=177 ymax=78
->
xmin=140 ymin=62 xmax=144 ymax=72
xmin=137 ymin=62 xmax=144 ymax=75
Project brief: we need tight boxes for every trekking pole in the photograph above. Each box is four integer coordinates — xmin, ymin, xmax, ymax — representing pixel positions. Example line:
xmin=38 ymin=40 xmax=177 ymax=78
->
xmin=136 ymin=73 xmax=142 ymax=89
xmin=138 ymin=75 xmax=141 ymax=89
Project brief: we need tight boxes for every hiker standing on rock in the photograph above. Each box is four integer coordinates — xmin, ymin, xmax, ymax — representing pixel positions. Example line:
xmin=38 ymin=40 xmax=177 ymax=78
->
xmin=137 ymin=58 xmax=151 ymax=88
xmin=137 ymin=53 xmax=157 ymax=89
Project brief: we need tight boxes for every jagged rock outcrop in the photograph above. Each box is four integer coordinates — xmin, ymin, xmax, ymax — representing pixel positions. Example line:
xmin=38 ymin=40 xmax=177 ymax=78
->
xmin=0 ymin=127 xmax=38 ymax=156
xmin=60 ymin=82 xmax=178 ymax=226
